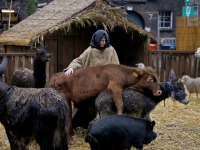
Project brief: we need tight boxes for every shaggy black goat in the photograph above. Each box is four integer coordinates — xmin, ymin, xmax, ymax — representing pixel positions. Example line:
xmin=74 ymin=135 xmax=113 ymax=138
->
xmin=0 ymin=57 xmax=69 ymax=150
xmin=11 ymin=45 xmax=50 ymax=88
xmin=90 ymin=69 xmax=189 ymax=127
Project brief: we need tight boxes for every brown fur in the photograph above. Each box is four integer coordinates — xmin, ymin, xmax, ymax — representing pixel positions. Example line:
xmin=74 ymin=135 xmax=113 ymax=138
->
xmin=49 ymin=64 xmax=161 ymax=144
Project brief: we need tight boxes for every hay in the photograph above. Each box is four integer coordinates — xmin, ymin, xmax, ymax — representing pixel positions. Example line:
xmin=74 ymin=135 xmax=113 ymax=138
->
xmin=0 ymin=0 xmax=156 ymax=46
xmin=0 ymin=86 xmax=199 ymax=149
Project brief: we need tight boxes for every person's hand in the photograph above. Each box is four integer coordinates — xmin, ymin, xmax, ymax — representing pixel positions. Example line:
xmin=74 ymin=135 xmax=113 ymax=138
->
xmin=64 ymin=68 xmax=74 ymax=76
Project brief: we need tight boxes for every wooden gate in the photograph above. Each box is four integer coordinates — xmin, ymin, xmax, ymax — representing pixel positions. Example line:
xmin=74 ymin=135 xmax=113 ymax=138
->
xmin=0 ymin=53 xmax=53 ymax=87
xmin=147 ymin=50 xmax=199 ymax=82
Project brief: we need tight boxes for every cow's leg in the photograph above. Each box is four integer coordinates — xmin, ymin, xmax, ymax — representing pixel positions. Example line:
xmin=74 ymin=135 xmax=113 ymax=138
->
xmin=72 ymin=101 xmax=78 ymax=119
xmin=108 ymin=80 xmax=123 ymax=115
xmin=196 ymin=93 xmax=199 ymax=101
xmin=59 ymin=93 xmax=74 ymax=145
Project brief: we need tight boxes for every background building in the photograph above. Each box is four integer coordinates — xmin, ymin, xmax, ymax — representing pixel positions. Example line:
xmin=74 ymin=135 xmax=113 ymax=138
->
xmin=107 ymin=0 xmax=200 ymax=49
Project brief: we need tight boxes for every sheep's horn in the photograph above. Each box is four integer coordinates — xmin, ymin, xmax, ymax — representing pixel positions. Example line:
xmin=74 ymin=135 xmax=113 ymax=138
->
xmin=0 ymin=57 xmax=8 ymax=76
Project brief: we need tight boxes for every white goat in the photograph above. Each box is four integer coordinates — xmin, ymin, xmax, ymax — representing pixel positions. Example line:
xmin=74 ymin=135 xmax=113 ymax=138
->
xmin=181 ymin=75 xmax=200 ymax=100
xmin=136 ymin=63 xmax=145 ymax=69
xmin=195 ymin=47 xmax=200 ymax=57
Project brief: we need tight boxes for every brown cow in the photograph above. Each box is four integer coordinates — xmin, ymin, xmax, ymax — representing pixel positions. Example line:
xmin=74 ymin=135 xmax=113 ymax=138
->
xmin=49 ymin=64 xmax=161 ymax=144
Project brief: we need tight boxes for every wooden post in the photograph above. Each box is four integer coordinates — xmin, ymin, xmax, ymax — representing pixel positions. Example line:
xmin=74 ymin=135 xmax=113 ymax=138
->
xmin=144 ymin=37 xmax=150 ymax=66
xmin=8 ymin=0 xmax=13 ymax=30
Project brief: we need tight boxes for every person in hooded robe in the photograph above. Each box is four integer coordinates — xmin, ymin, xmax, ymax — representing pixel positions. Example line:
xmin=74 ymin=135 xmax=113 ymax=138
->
xmin=63 ymin=30 xmax=120 ymax=133
xmin=63 ymin=29 xmax=119 ymax=76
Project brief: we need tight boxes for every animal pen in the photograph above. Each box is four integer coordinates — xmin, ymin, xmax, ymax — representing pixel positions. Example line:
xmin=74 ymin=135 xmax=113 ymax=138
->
xmin=0 ymin=53 xmax=53 ymax=86
xmin=146 ymin=50 xmax=198 ymax=82
xmin=146 ymin=16 xmax=200 ymax=82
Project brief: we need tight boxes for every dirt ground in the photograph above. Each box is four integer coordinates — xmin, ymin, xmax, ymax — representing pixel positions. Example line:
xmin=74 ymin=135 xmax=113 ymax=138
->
xmin=0 ymin=88 xmax=200 ymax=150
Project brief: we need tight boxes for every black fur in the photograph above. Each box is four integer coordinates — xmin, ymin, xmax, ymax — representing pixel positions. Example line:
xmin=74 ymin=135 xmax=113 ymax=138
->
xmin=85 ymin=115 xmax=157 ymax=150
xmin=0 ymin=57 xmax=69 ymax=150
xmin=11 ymin=45 xmax=50 ymax=88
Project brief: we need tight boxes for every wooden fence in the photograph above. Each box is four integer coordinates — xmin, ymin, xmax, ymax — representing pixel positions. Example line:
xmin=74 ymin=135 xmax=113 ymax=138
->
xmin=147 ymin=50 xmax=199 ymax=82
xmin=0 ymin=53 xmax=53 ymax=87
xmin=176 ymin=16 xmax=200 ymax=51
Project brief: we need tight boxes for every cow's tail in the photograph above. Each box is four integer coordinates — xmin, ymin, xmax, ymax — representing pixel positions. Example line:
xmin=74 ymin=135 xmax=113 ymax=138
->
xmin=85 ymin=134 xmax=100 ymax=145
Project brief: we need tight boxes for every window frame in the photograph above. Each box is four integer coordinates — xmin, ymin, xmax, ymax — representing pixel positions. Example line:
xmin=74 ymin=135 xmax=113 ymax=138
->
xmin=193 ymin=6 xmax=199 ymax=16
xmin=159 ymin=11 xmax=173 ymax=31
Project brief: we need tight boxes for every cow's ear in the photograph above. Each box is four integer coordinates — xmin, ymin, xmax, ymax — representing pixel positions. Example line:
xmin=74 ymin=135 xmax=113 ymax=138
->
xmin=132 ymin=68 xmax=143 ymax=78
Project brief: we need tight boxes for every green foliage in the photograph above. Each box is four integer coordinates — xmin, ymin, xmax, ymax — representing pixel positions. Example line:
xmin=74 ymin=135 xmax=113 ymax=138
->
xmin=25 ymin=0 xmax=38 ymax=17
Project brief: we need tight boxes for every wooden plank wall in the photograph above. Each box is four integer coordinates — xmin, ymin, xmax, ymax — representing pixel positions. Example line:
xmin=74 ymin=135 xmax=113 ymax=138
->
xmin=0 ymin=53 xmax=53 ymax=87
xmin=176 ymin=16 xmax=200 ymax=51
xmin=147 ymin=50 xmax=199 ymax=82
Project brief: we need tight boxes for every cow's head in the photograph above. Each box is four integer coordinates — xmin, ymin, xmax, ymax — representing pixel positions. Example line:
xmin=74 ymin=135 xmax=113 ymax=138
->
xmin=166 ymin=69 xmax=189 ymax=104
xmin=31 ymin=45 xmax=50 ymax=62
xmin=133 ymin=66 xmax=162 ymax=96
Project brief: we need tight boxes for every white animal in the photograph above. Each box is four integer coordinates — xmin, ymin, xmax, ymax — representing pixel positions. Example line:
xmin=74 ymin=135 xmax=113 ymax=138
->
xmin=136 ymin=63 xmax=145 ymax=69
xmin=181 ymin=75 xmax=200 ymax=100
xmin=194 ymin=47 xmax=200 ymax=57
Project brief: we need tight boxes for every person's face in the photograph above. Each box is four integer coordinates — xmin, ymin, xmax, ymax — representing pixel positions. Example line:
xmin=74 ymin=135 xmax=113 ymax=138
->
xmin=99 ymin=36 xmax=106 ymax=48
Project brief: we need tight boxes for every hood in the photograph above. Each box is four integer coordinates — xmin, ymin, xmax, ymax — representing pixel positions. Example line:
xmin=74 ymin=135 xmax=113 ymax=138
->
xmin=90 ymin=29 xmax=110 ymax=51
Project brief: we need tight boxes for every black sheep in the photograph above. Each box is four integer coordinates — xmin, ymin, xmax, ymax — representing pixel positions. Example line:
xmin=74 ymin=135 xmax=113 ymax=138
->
xmin=11 ymin=45 xmax=50 ymax=88
xmin=91 ymin=69 xmax=189 ymax=126
xmin=0 ymin=57 xmax=69 ymax=150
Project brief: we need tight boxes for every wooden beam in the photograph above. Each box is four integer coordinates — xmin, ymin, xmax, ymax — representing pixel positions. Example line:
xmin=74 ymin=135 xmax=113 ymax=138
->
xmin=144 ymin=37 xmax=150 ymax=66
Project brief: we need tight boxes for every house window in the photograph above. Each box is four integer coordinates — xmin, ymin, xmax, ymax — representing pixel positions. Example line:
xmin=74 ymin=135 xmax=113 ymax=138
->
xmin=159 ymin=11 xmax=173 ymax=29
xmin=190 ymin=0 xmax=195 ymax=4
xmin=194 ymin=6 xmax=198 ymax=16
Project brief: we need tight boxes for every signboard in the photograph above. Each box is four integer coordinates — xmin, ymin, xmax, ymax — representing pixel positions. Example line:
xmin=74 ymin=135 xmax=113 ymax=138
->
xmin=37 ymin=2 xmax=47 ymax=8
xmin=182 ymin=6 xmax=194 ymax=16
xmin=185 ymin=0 xmax=190 ymax=3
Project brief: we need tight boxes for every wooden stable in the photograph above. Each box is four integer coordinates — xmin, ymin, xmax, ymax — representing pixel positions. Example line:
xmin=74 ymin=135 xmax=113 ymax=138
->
xmin=0 ymin=0 xmax=156 ymax=86
xmin=147 ymin=50 xmax=199 ymax=82
xmin=4 ymin=25 xmax=150 ymax=79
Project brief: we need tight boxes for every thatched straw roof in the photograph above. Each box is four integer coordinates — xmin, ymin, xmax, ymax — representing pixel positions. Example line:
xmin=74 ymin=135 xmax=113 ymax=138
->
xmin=0 ymin=0 xmax=156 ymax=46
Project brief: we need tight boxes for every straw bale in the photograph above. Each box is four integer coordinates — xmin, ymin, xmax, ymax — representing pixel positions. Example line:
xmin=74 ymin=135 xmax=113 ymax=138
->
xmin=0 ymin=0 xmax=155 ymax=46
xmin=0 ymin=85 xmax=200 ymax=149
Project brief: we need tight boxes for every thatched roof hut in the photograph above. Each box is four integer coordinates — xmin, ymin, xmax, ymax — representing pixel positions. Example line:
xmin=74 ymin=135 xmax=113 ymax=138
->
xmin=0 ymin=0 xmax=155 ymax=46
xmin=0 ymin=0 xmax=156 ymax=82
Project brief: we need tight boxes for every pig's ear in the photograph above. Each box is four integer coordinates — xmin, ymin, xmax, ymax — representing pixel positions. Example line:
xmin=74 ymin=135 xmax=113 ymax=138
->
xmin=151 ymin=121 xmax=156 ymax=128
xmin=147 ymin=120 xmax=156 ymax=131
xmin=132 ymin=68 xmax=143 ymax=78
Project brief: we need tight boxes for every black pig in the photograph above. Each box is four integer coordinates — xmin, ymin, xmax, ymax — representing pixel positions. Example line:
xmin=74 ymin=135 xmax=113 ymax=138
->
xmin=85 ymin=115 xmax=157 ymax=150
